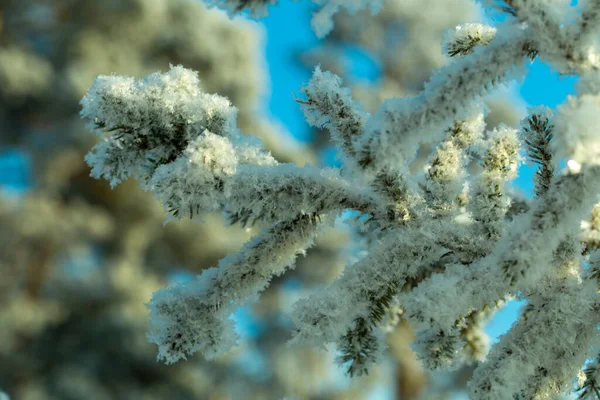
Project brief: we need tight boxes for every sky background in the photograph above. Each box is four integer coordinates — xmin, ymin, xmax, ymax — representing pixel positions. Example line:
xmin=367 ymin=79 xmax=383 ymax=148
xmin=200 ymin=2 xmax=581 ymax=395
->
xmin=0 ymin=1 xmax=583 ymax=398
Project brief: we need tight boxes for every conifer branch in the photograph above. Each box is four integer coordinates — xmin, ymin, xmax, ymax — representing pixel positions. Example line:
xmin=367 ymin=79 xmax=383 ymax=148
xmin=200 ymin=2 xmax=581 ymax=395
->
xmin=147 ymin=213 xmax=320 ymax=363
xmin=402 ymin=165 xmax=600 ymax=337
xmin=422 ymin=111 xmax=485 ymax=213
xmin=468 ymin=278 xmax=598 ymax=399
xmin=337 ymin=317 xmax=383 ymax=377
xmin=78 ymin=4 xmax=600 ymax=396
xmin=522 ymin=107 xmax=555 ymax=197
xmin=355 ymin=26 xmax=533 ymax=174
xmin=443 ymin=24 xmax=497 ymax=58
xmin=297 ymin=67 xmax=367 ymax=159
xmin=470 ymin=125 xmax=520 ymax=242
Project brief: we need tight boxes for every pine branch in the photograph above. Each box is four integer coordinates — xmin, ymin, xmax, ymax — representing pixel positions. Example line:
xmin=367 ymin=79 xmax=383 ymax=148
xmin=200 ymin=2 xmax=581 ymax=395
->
xmin=336 ymin=280 xmax=402 ymax=377
xmin=443 ymin=24 xmax=497 ymax=58
xmin=522 ymin=109 xmax=555 ymax=197
xmin=147 ymin=213 xmax=320 ymax=363
xmin=356 ymin=26 xmax=533 ymax=174
xmin=337 ymin=317 xmax=382 ymax=377
xmin=403 ymin=165 xmax=600 ymax=337
xmin=79 ymin=4 xmax=600 ymax=393
xmin=421 ymin=112 xmax=484 ymax=213
xmin=468 ymin=278 xmax=598 ymax=399
xmin=296 ymin=67 xmax=367 ymax=158
xmin=470 ymin=125 xmax=520 ymax=241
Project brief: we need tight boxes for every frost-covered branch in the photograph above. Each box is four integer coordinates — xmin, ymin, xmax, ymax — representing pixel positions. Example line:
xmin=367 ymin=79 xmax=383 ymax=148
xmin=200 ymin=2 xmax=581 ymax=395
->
xmin=522 ymin=107 xmax=555 ymax=197
xmin=576 ymin=352 xmax=600 ymax=399
xmin=402 ymin=76 xmax=600 ymax=342
xmin=298 ymin=66 xmax=368 ymax=159
xmin=469 ymin=124 xmax=521 ymax=242
xmin=402 ymin=164 xmax=600 ymax=335
xmin=582 ymin=204 xmax=600 ymax=254
xmin=442 ymin=24 xmax=497 ymax=58
xmin=82 ymin=66 xmax=386 ymax=224
xmin=151 ymin=158 xmax=383 ymax=222
xmin=290 ymin=220 xmax=448 ymax=375
xmin=298 ymin=67 xmax=426 ymax=223
xmin=80 ymin=4 xmax=600 ymax=397
xmin=147 ymin=213 xmax=320 ymax=363
xmin=355 ymin=25 xmax=533 ymax=173
xmin=505 ymin=0 xmax=600 ymax=72
xmin=469 ymin=277 xmax=599 ymax=399
xmin=422 ymin=109 xmax=485 ymax=213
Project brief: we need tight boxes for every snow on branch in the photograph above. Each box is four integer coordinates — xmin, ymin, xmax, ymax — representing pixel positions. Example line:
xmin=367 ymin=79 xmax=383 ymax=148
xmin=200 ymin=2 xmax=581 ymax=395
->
xmin=422 ymin=109 xmax=485 ymax=213
xmin=81 ymin=66 xmax=239 ymax=188
xmin=355 ymin=25 xmax=533 ymax=174
xmin=81 ymin=5 xmax=600 ymax=397
xmin=521 ymin=106 xmax=555 ymax=197
xmin=297 ymin=66 xmax=368 ymax=159
xmin=469 ymin=278 xmax=599 ymax=399
xmin=576 ymin=351 xmax=600 ymax=399
xmin=82 ymin=65 xmax=385 ymax=224
xmin=290 ymin=220 xmax=448 ymax=375
xmin=503 ymin=0 xmax=600 ymax=72
xmin=147 ymin=214 xmax=320 ymax=363
xmin=150 ymin=158 xmax=383 ymax=222
xmin=582 ymin=203 xmax=600 ymax=254
xmin=402 ymin=165 xmax=600 ymax=338
xmin=442 ymin=23 xmax=497 ymax=58
xmin=553 ymin=85 xmax=600 ymax=168
xmin=469 ymin=124 xmax=521 ymax=242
